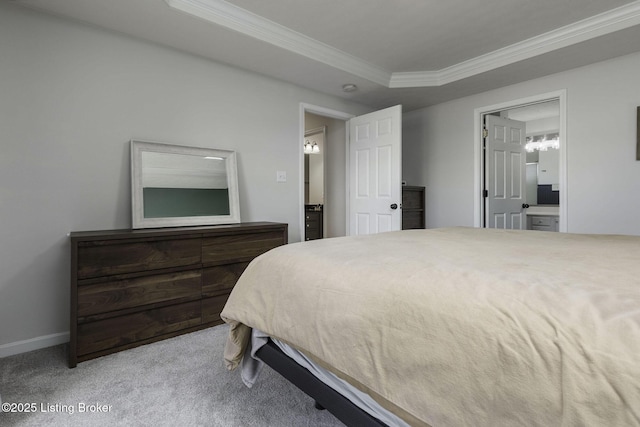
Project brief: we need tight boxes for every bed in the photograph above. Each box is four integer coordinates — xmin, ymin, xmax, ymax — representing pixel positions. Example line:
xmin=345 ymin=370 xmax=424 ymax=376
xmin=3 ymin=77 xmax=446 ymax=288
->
xmin=220 ymin=227 xmax=640 ymax=426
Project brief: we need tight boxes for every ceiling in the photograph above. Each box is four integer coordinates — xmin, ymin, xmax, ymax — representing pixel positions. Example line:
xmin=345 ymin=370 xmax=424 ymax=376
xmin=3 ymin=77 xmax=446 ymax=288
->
xmin=13 ymin=0 xmax=640 ymax=111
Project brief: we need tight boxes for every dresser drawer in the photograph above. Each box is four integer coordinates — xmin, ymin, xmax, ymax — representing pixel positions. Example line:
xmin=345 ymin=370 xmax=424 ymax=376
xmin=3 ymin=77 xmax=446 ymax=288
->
xmin=531 ymin=216 xmax=552 ymax=226
xmin=202 ymin=231 xmax=284 ymax=265
xmin=77 ymin=238 xmax=201 ymax=279
xmin=305 ymin=225 xmax=321 ymax=240
xmin=201 ymin=294 xmax=229 ymax=324
xmin=402 ymin=211 xmax=424 ymax=230
xmin=76 ymin=301 xmax=201 ymax=356
xmin=202 ymin=262 xmax=249 ymax=297
xmin=306 ymin=222 xmax=320 ymax=231
xmin=402 ymin=190 xmax=424 ymax=210
xmin=531 ymin=225 xmax=551 ymax=231
xmin=77 ymin=270 xmax=201 ymax=318
xmin=305 ymin=211 xmax=321 ymax=223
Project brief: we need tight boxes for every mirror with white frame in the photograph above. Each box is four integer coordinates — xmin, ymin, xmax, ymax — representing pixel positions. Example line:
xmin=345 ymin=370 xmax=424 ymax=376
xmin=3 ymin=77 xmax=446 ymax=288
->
xmin=131 ymin=140 xmax=240 ymax=229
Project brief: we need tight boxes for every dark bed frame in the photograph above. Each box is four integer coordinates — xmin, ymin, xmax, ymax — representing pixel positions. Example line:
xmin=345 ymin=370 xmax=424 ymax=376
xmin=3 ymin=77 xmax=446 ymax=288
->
xmin=255 ymin=340 xmax=388 ymax=427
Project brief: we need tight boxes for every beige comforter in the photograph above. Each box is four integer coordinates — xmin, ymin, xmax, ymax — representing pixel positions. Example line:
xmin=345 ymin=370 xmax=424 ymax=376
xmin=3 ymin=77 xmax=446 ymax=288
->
xmin=221 ymin=227 xmax=640 ymax=426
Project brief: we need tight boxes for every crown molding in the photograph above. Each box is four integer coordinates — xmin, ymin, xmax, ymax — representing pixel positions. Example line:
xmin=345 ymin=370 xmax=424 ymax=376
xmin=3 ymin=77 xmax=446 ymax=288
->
xmin=167 ymin=0 xmax=640 ymax=89
xmin=391 ymin=0 xmax=640 ymax=88
xmin=388 ymin=71 xmax=440 ymax=88
xmin=165 ymin=0 xmax=391 ymax=86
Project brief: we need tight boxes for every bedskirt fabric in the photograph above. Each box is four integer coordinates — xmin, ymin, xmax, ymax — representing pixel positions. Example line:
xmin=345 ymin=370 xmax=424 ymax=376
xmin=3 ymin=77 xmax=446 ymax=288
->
xmin=221 ymin=227 xmax=640 ymax=426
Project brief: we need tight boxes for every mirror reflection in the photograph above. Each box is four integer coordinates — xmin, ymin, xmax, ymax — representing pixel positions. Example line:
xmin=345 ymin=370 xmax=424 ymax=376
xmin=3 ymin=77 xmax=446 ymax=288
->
xmin=131 ymin=140 xmax=240 ymax=229
xmin=141 ymin=152 xmax=230 ymax=218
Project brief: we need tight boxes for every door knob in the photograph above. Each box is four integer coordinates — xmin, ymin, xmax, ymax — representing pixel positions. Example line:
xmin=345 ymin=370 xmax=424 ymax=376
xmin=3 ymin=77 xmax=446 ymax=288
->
xmin=390 ymin=203 xmax=398 ymax=210
xmin=522 ymin=203 xmax=530 ymax=209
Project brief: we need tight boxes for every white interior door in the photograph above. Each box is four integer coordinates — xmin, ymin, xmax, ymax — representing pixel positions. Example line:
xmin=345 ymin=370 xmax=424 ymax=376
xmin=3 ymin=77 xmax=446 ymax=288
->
xmin=348 ymin=105 xmax=402 ymax=235
xmin=485 ymin=115 xmax=526 ymax=229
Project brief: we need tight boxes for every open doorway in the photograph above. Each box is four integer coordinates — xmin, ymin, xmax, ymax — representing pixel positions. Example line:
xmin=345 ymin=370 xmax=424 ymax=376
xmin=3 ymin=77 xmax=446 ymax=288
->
xmin=299 ymin=104 xmax=353 ymax=242
xmin=474 ymin=90 xmax=567 ymax=232
xmin=303 ymin=125 xmax=326 ymax=240
xmin=299 ymin=103 xmax=403 ymax=241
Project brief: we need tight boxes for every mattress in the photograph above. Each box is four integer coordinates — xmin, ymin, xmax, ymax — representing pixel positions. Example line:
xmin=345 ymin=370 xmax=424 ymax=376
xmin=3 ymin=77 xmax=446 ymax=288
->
xmin=221 ymin=227 xmax=640 ymax=426
xmin=242 ymin=328 xmax=409 ymax=427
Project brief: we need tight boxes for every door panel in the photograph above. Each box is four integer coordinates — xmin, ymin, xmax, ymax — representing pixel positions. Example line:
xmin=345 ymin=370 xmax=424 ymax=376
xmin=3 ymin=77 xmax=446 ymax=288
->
xmin=511 ymin=213 xmax=523 ymax=229
xmin=486 ymin=115 xmax=526 ymax=229
xmin=510 ymin=152 xmax=523 ymax=198
xmin=349 ymin=105 xmax=402 ymax=235
xmin=356 ymin=149 xmax=370 ymax=197
xmin=493 ymin=149 xmax=506 ymax=198
xmin=376 ymin=214 xmax=393 ymax=233
xmin=356 ymin=213 xmax=370 ymax=235
xmin=377 ymin=145 xmax=392 ymax=197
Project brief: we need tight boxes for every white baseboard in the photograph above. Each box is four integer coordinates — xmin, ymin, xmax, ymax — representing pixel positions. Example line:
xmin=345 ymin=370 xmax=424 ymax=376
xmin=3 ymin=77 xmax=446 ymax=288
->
xmin=0 ymin=332 xmax=69 ymax=358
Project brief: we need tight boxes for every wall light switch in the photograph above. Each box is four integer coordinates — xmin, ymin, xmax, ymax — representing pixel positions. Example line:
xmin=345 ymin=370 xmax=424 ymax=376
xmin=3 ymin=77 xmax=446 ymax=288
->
xmin=276 ymin=170 xmax=287 ymax=183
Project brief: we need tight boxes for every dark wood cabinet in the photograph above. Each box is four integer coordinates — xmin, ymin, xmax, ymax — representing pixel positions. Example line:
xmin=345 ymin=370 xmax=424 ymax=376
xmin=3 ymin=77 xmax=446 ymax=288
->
xmin=69 ymin=222 xmax=287 ymax=367
xmin=402 ymin=186 xmax=425 ymax=229
xmin=305 ymin=207 xmax=323 ymax=241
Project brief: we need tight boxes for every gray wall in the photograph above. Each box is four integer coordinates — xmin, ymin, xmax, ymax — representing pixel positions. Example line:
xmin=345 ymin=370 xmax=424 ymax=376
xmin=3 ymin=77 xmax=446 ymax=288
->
xmin=0 ymin=3 xmax=370 ymax=352
xmin=403 ymin=51 xmax=640 ymax=235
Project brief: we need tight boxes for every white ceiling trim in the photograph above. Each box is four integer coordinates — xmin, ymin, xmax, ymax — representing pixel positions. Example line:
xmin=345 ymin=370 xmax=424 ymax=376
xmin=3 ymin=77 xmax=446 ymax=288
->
xmin=165 ymin=0 xmax=391 ymax=86
xmin=391 ymin=0 xmax=640 ymax=88
xmin=166 ymin=0 xmax=640 ymax=89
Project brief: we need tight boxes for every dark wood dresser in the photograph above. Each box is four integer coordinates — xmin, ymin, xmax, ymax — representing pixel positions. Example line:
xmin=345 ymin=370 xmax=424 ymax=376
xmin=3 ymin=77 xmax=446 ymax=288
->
xmin=402 ymin=186 xmax=425 ymax=229
xmin=69 ymin=222 xmax=287 ymax=367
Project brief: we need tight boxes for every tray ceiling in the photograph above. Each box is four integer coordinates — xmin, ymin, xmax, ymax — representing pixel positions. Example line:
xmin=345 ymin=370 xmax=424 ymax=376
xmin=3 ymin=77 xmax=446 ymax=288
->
xmin=13 ymin=0 xmax=640 ymax=111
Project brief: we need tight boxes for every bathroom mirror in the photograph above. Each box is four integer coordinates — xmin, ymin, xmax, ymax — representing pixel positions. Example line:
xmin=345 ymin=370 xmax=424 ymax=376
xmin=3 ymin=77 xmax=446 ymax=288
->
xmin=131 ymin=140 xmax=240 ymax=229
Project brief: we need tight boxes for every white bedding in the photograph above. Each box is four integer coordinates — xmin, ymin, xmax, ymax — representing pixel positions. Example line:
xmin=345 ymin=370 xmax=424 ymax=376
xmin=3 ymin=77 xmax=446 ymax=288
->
xmin=222 ymin=227 xmax=640 ymax=426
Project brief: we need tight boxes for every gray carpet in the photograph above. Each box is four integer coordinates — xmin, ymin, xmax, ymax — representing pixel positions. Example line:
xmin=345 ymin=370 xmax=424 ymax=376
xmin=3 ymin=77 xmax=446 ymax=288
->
xmin=0 ymin=324 xmax=344 ymax=426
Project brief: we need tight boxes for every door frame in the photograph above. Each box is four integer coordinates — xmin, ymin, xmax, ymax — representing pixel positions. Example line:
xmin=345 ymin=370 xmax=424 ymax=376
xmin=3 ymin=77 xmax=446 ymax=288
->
xmin=473 ymin=90 xmax=568 ymax=232
xmin=299 ymin=103 xmax=354 ymax=241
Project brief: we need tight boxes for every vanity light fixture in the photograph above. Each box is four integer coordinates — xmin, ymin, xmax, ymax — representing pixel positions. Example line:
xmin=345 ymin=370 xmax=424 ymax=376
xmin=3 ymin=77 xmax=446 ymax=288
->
xmin=525 ymin=132 xmax=559 ymax=152
xmin=304 ymin=139 xmax=320 ymax=154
